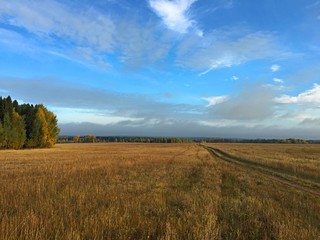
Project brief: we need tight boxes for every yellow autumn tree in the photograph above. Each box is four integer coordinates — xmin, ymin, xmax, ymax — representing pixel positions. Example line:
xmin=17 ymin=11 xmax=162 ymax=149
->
xmin=27 ymin=105 xmax=60 ymax=148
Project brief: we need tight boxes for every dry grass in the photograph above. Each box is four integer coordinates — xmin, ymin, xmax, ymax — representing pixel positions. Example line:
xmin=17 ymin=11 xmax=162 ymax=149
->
xmin=208 ymin=143 xmax=320 ymax=182
xmin=206 ymin=143 xmax=320 ymax=239
xmin=0 ymin=143 xmax=220 ymax=239
xmin=217 ymin=161 xmax=320 ymax=239
xmin=1 ymin=143 xmax=320 ymax=239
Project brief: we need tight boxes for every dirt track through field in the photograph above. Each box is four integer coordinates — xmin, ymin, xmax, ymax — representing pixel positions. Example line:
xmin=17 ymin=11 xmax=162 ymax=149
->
xmin=202 ymin=145 xmax=320 ymax=197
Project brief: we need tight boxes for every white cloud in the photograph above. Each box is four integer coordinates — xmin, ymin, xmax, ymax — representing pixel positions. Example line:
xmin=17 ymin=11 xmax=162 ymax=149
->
xmin=273 ymin=78 xmax=283 ymax=83
xmin=0 ymin=0 xmax=116 ymax=69
xmin=115 ymin=21 xmax=171 ymax=68
xmin=231 ymin=75 xmax=239 ymax=81
xmin=207 ymin=84 xmax=277 ymax=121
xmin=179 ymin=31 xmax=284 ymax=73
xmin=198 ymin=120 xmax=240 ymax=128
xmin=202 ymin=96 xmax=229 ymax=107
xmin=149 ymin=0 xmax=198 ymax=34
xmin=0 ymin=1 xmax=172 ymax=69
xmin=0 ymin=28 xmax=40 ymax=53
xmin=53 ymin=107 xmax=143 ymax=125
xmin=198 ymin=56 xmax=233 ymax=76
xmin=271 ymin=64 xmax=281 ymax=72
xmin=0 ymin=1 xmax=115 ymax=51
xmin=0 ymin=76 xmax=204 ymax=121
xmin=0 ymin=1 xmax=294 ymax=73
xmin=275 ymin=83 xmax=320 ymax=104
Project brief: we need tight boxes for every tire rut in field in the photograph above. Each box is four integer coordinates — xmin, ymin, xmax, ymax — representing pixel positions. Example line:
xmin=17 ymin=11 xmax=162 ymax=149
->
xmin=202 ymin=145 xmax=320 ymax=197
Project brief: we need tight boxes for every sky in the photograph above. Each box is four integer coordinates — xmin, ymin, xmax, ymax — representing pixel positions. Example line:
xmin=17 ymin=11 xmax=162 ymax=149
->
xmin=0 ymin=0 xmax=320 ymax=139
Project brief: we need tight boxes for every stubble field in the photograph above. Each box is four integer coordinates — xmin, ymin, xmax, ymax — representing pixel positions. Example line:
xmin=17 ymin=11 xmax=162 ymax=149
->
xmin=205 ymin=143 xmax=320 ymax=239
xmin=0 ymin=143 xmax=319 ymax=239
xmin=0 ymin=143 xmax=220 ymax=239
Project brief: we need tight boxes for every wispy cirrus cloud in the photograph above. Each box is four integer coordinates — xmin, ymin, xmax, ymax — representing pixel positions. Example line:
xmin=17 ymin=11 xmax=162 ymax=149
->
xmin=0 ymin=0 xmax=115 ymax=67
xmin=0 ymin=0 xmax=293 ymax=74
xmin=0 ymin=0 xmax=172 ymax=69
xmin=0 ymin=0 xmax=115 ymax=51
xmin=149 ymin=0 xmax=200 ymax=34
xmin=178 ymin=31 xmax=288 ymax=75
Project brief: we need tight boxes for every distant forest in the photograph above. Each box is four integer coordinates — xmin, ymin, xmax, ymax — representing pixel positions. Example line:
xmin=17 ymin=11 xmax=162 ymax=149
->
xmin=0 ymin=96 xmax=60 ymax=149
xmin=58 ymin=135 xmax=194 ymax=144
xmin=58 ymin=136 xmax=317 ymax=144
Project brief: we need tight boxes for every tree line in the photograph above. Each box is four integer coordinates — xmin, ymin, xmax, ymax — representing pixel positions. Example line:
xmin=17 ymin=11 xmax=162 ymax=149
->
xmin=58 ymin=136 xmax=194 ymax=143
xmin=59 ymin=136 xmax=314 ymax=144
xmin=0 ymin=96 xmax=60 ymax=149
xmin=194 ymin=138 xmax=310 ymax=144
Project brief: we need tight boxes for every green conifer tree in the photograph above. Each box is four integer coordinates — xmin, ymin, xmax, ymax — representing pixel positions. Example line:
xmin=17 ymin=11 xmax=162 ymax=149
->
xmin=2 ymin=112 xmax=12 ymax=148
xmin=2 ymin=110 xmax=26 ymax=149
xmin=0 ymin=122 xmax=4 ymax=148
xmin=10 ymin=111 xmax=26 ymax=149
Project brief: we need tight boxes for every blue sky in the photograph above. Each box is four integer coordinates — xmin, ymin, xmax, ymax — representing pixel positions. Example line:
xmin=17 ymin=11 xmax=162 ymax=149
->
xmin=0 ymin=0 xmax=320 ymax=138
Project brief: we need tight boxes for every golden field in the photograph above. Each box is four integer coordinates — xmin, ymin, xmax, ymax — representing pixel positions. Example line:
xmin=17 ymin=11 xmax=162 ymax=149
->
xmin=206 ymin=143 xmax=320 ymax=239
xmin=0 ymin=143 xmax=319 ymax=239
xmin=208 ymin=143 xmax=320 ymax=181
xmin=0 ymin=143 xmax=220 ymax=239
